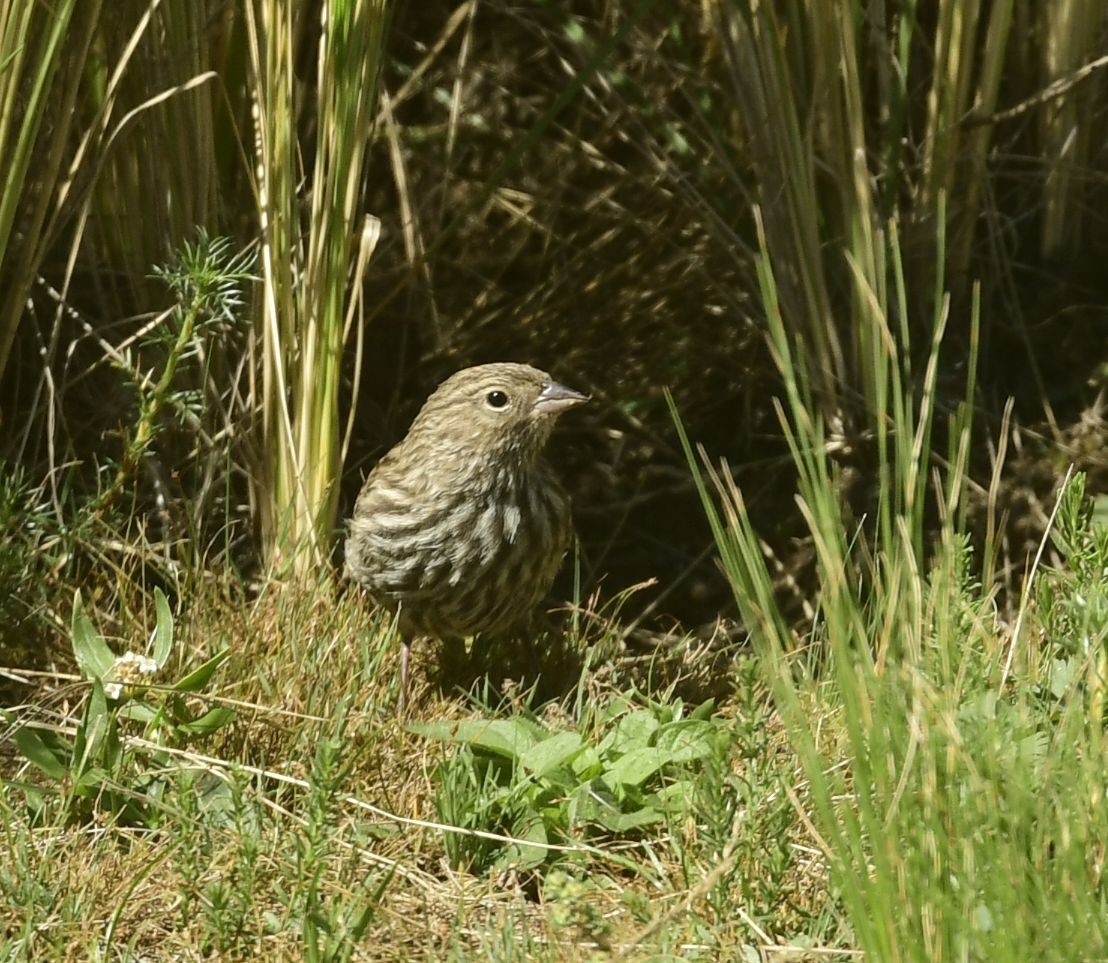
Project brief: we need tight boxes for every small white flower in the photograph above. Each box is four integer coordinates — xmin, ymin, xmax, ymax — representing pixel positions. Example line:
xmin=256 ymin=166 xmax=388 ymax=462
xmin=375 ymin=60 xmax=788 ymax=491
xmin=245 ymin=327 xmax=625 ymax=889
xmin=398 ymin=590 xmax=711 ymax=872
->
xmin=113 ymin=651 xmax=158 ymax=674
xmin=104 ymin=651 xmax=159 ymax=700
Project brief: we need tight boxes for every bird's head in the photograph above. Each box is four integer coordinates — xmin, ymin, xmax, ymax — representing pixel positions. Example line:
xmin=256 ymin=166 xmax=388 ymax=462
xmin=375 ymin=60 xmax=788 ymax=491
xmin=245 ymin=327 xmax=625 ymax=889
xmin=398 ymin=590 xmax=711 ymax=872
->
xmin=409 ymin=362 xmax=589 ymax=466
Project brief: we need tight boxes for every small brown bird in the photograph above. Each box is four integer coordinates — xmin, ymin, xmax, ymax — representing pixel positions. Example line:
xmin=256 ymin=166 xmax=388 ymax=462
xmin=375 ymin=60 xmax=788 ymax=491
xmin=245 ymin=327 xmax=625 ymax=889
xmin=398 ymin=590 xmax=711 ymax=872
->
xmin=345 ymin=363 xmax=588 ymax=705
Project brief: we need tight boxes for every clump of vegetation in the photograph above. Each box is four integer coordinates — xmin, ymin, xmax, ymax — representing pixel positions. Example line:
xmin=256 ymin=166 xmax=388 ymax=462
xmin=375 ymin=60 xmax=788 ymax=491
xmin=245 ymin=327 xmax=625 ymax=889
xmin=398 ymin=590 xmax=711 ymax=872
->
xmin=419 ymin=692 xmax=727 ymax=873
xmin=677 ymin=211 xmax=1108 ymax=956
xmin=0 ymin=467 xmax=56 ymax=653
xmin=10 ymin=589 xmax=232 ymax=825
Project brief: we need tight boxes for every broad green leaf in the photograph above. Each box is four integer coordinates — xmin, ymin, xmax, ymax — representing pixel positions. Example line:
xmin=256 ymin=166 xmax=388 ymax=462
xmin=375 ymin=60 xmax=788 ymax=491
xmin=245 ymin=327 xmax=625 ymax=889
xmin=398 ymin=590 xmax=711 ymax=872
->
xmin=604 ymin=746 xmax=670 ymax=788
xmin=530 ymin=765 xmax=577 ymax=794
xmin=118 ymin=703 xmax=158 ymax=723
xmin=593 ymin=806 xmax=663 ymax=833
xmin=152 ymin=588 xmax=173 ymax=668
xmin=614 ymin=708 xmax=661 ymax=747
xmin=568 ymin=780 xmax=619 ymax=826
xmin=9 ymin=780 xmax=53 ymax=815
xmin=655 ymin=779 xmax=697 ymax=811
xmin=571 ymin=745 xmax=602 ymax=780
xmin=690 ymin=698 xmax=717 ymax=721
xmin=174 ymin=649 xmax=229 ymax=692
xmin=179 ymin=707 xmax=236 ymax=736
xmin=599 ymin=708 xmax=660 ymax=756
xmin=520 ymin=731 xmax=583 ymax=778
xmin=73 ymin=680 xmax=110 ymax=774
xmin=1092 ymin=492 xmax=1108 ymax=530
xmin=654 ymin=720 xmax=719 ymax=763
xmin=193 ymin=775 xmax=237 ymax=818
xmin=75 ymin=766 xmax=111 ymax=794
xmin=597 ymin=695 xmax=632 ymax=726
xmin=14 ymin=728 xmax=68 ymax=781
xmin=410 ymin=718 xmax=542 ymax=760
xmin=71 ymin=592 xmax=116 ymax=680
xmin=499 ymin=815 xmax=549 ymax=870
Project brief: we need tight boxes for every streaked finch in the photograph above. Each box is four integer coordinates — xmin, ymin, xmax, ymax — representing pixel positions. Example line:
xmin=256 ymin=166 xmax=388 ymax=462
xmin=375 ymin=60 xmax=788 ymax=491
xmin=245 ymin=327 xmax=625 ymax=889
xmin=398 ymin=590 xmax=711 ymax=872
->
xmin=345 ymin=363 xmax=588 ymax=704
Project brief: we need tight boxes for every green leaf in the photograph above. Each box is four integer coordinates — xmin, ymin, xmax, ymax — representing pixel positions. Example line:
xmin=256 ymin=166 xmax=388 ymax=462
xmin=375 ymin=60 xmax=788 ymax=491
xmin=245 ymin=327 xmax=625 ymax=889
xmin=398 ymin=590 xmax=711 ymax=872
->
xmin=655 ymin=779 xmax=697 ymax=811
xmin=194 ymin=775 xmax=237 ymax=818
xmin=568 ymin=781 xmax=611 ymax=825
xmin=179 ymin=707 xmax=236 ymax=736
xmin=71 ymin=592 xmax=116 ymax=680
xmin=1091 ymin=493 xmax=1108 ymax=531
xmin=604 ymin=746 xmax=670 ymax=788
xmin=605 ymin=709 xmax=661 ymax=755
xmin=8 ymin=780 xmax=53 ymax=815
xmin=152 ymin=588 xmax=173 ymax=668
xmin=593 ymin=806 xmax=663 ymax=833
xmin=499 ymin=815 xmax=549 ymax=870
xmin=410 ymin=718 xmax=542 ymax=760
xmin=349 ymin=867 xmax=395 ymax=944
xmin=118 ymin=703 xmax=158 ymax=724
xmin=1048 ymin=658 xmax=1079 ymax=699
xmin=654 ymin=720 xmax=719 ymax=763
xmin=533 ymin=766 xmax=577 ymax=793
xmin=571 ymin=745 xmax=602 ymax=780
xmin=75 ymin=766 xmax=111 ymax=794
xmin=520 ymin=731 xmax=583 ymax=778
xmin=103 ymin=716 xmax=123 ymax=771
xmin=690 ymin=698 xmax=717 ymax=721
xmin=73 ymin=680 xmax=110 ymax=774
xmin=14 ymin=728 xmax=69 ymax=781
xmin=174 ymin=649 xmax=229 ymax=692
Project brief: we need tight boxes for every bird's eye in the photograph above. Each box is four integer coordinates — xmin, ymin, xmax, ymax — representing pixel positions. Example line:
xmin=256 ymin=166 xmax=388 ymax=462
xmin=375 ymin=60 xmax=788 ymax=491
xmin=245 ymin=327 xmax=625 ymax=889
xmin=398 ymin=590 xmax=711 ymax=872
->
xmin=485 ymin=390 xmax=510 ymax=410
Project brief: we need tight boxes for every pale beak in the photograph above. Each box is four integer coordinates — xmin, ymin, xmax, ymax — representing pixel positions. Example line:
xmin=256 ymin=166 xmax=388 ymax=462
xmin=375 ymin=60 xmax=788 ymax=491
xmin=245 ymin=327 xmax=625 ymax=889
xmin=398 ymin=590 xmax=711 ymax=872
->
xmin=534 ymin=379 xmax=589 ymax=415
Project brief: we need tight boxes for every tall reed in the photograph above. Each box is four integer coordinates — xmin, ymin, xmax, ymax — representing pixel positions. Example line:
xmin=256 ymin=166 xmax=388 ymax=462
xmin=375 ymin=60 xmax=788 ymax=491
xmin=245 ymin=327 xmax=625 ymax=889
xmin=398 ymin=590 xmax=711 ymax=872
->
xmin=0 ymin=0 xmax=102 ymax=381
xmin=710 ymin=0 xmax=1103 ymax=431
xmin=247 ymin=0 xmax=389 ymax=576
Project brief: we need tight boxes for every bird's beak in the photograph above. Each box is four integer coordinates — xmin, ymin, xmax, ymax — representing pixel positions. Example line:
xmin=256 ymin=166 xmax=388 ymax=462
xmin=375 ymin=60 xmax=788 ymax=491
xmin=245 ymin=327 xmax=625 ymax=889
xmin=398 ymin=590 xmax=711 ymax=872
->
xmin=534 ymin=379 xmax=589 ymax=415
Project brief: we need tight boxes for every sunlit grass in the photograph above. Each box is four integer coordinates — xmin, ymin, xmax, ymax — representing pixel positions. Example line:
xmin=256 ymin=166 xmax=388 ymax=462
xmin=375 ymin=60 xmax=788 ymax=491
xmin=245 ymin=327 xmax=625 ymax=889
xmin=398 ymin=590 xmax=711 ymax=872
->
xmin=676 ymin=208 xmax=1108 ymax=961
xmin=1 ymin=575 xmax=841 ymax=959
xmin=1 ymin=1 xmax=1106 ymax=959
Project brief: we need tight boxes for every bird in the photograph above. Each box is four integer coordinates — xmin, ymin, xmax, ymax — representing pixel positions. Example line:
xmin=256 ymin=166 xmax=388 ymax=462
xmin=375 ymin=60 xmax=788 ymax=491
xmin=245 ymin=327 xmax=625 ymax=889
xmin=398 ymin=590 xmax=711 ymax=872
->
xmin=345 ymin=362 xmax=589 ymax=707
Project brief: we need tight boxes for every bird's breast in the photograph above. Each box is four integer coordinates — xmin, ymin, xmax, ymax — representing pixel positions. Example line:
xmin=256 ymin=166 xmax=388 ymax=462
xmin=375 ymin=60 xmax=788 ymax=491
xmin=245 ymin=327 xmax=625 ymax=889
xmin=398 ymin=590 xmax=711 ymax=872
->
xmin=345 ymin=467 xmax=571 ymax=639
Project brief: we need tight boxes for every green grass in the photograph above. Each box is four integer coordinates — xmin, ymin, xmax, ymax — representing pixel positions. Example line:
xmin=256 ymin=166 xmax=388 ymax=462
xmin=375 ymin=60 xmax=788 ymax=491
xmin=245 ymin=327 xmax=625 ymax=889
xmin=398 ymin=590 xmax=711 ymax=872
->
xmin=1 ymin=213 xmax=1104 ymax=954
xmin=2 ymin=460 xmax=1105 ymax=959
xmin=671 ymin=211 xmax=1108 ymax=960
xmin=2 ymin=1 xmax=1107 ymax=959
xmin=0 ymin=578 xmax=835 ymax=960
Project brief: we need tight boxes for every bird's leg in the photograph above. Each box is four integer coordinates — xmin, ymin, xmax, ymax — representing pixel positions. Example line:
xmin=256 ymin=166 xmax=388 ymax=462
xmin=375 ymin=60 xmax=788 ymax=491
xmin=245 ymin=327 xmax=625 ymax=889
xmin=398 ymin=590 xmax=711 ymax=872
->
xmin=440 ymin=636 xmax=468 ymax=682
xmin=523 ymin=613 xmax=545 ymax=679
